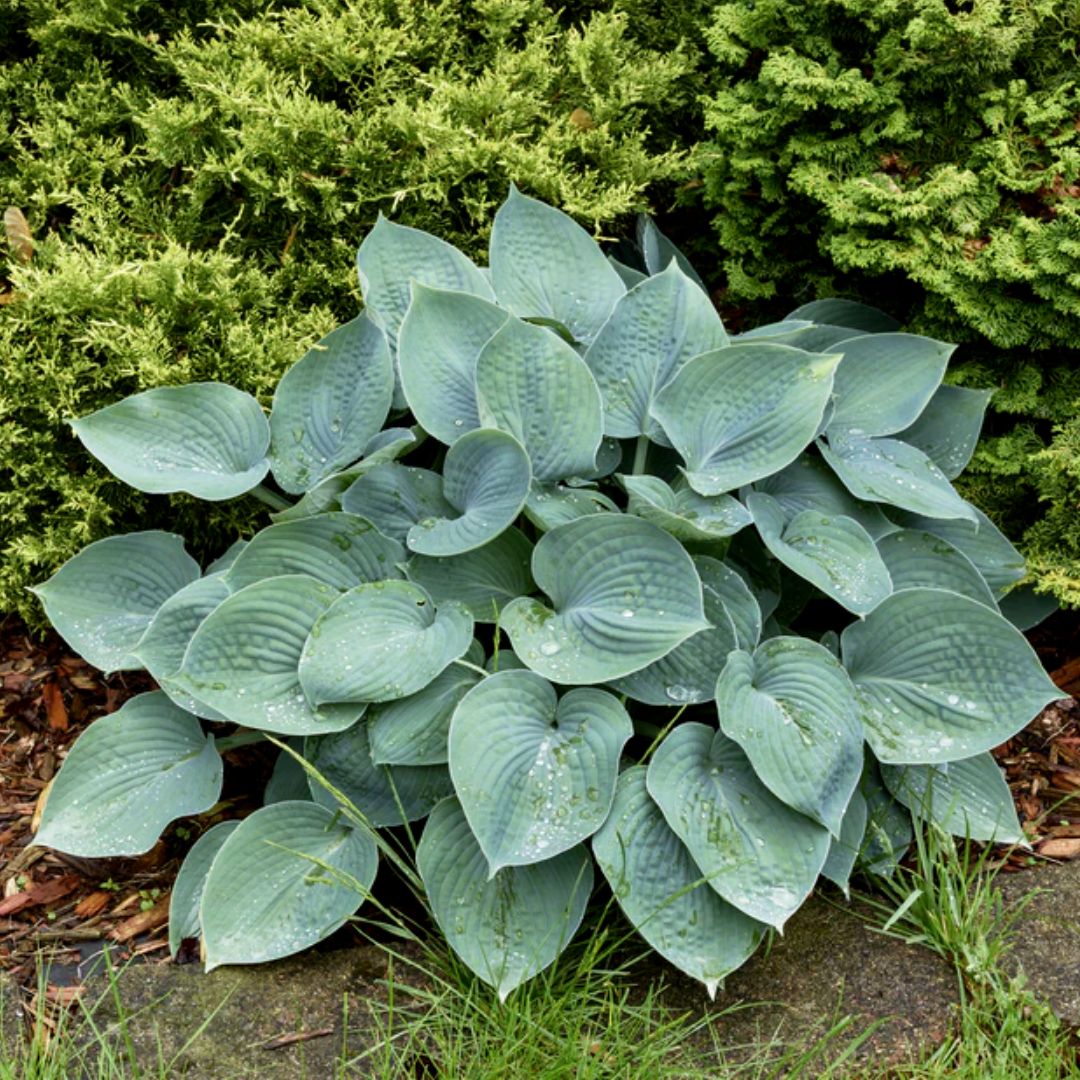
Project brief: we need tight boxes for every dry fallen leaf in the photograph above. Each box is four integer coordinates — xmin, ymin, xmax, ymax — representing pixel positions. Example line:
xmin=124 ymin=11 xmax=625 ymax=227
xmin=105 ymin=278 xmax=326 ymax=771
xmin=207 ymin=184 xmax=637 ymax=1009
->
xmin=3 ymin=207 xmax=32 ymax=263
xmin=569 ymin=107 xmax=594 ymax=131
xmin=1038 ymin=837 xmax=1080 ymax=860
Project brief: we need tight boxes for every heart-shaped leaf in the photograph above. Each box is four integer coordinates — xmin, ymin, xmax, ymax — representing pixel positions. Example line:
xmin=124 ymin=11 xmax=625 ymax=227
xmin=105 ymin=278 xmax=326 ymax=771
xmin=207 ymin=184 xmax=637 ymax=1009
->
xmin=268 ymin=316 xmax=394 ymax=493
xmin=340 ymin=463 xmax=453 ymax=540
xmin=646 ymin=723 xmax=830 ymax=928
xmin=881 ymin=753 xmax=1023 ymax=844
xmin=406 ymin=429 xmax=531 ymax=556
xmin=224 ymin=513 xmax=405 ymax=591
xmin=651 ymin=345 xmax=841 ymax=495
xmin=611 ymin=556 xmax=758 ymax=706
xmin=305 ymin=723 xmax=454 ymax=826
xmin=475 ymin=317 xmax=604 ymax=483
xmin=169 ymin=821 xmax=240 ymax=956
xmin=133 ymin=574 xmax=231 ymax=719
xmin=369 ymin=642 xmax=485 ymax=765
xmin=857 ymin=762 xmax=915 ymax=877
xmin=876 ymin=529 xmax=996 ymax=606
xmin=173 ymin=575 xmax=364 ymax=735
xmin=820 ymin=789 xmax=867 ymax=896
xmin=264 ymin=742 xmax=311 ymax=805
xmin=356 ymin=215 xmax=493 ymax=352
xmin=894 ymin=385 xmax=993 ymax=480
xmin=826 ymin=333 xmax=952 ymax=439
xmin=593 ymin=767 xmax=765 ymax=996
xmin=786 ymin=299 xmax=900 ymax=333
xmin=716 ymin=637 xmax=863 ymax=835
xmin=489 ymin=185 xmax=624 ymax=344
xmin=889 ymin=508 xmax=1025 ymax=599
xmin=752 ymin=453 xmax=893 ymax=539
xmin=500 ymin=515 xmax=709 ymax=684
xmin=637 ymin=216 xmax=707 ymax=291
xmin=35 ymin=692 xmax=221 ymax=858
xmin=582 ymin=263 xmax=727 ymax=442
xmin=398 ymin=284 xmax=508 ymax=445
xmin=201 ymin=801 xmax=377 ymax=969
xmin=299 ymin=581 xmax=474 ymax=705
xmin=524 ymin=484 xmax=620 ymax=532
xmin=746 ymin=492 xmax=892 ymax=616
xmin=406 ymin=527 xmax=535 ymax=623
xmin=819 ymin=434 xmax=975 ymax=522
xmin=71 ymin=382 xmax=269 ymax=500
xmin=841 ymin=589 xmax=1060 ymax=763
xmin=621 ymin=474 xmax=751 ymax=543
xmin=31 ymin=532 xmax=200 ymax=672
xmin=449 ymin=670 xmax=632 ymax=873
xmin=417 ymin=796 xmax=592 ymax=1001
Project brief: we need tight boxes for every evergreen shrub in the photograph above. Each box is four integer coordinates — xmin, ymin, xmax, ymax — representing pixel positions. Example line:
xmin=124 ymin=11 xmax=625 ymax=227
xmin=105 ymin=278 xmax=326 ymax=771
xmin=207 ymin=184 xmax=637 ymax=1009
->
xmin=697 ymin=0 xmax=1080 ymax=603
xmin=0 ymin=0 xmax=695 ymax=625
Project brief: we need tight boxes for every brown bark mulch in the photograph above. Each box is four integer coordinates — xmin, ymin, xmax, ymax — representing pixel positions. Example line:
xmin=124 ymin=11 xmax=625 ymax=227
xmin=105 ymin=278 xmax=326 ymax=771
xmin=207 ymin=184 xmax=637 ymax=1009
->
xmin=2 ymin=608 xmax=1080 ymax=986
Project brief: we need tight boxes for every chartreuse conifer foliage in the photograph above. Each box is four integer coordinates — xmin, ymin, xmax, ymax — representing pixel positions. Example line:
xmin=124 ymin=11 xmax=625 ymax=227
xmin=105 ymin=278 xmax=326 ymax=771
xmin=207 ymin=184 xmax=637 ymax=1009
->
xmin=31 ymin=191 xmax=1058 ymax=999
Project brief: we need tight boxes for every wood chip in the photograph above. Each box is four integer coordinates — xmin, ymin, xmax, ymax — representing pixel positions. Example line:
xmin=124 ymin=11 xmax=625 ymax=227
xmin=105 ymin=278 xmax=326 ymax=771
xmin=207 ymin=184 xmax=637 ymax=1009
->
xmin=262 ymin=1027 xmax=334 ymax=1050
xmin=1038 ymin=838 xmax=1080 ymax=860
xmin=109 ymin=895 xmax=170 ymax=943
xmin=0 ymin=874 xmax=80 ymax=916
xmin=40 ymin=682 xmax=67 ymax=731
xmin=73 ymin=891 xmax=113 ymax=919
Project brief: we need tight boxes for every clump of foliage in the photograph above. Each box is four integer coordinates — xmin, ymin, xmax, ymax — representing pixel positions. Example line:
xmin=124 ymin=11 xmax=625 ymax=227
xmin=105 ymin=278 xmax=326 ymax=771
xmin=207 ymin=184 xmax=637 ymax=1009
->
xmin=696 ymin=0 xmax=1080 ymax=604
xmin=31 ymin=191 xmax=1058 ymax=998
xmin=0 ymin=0 xmax=696 ymax=626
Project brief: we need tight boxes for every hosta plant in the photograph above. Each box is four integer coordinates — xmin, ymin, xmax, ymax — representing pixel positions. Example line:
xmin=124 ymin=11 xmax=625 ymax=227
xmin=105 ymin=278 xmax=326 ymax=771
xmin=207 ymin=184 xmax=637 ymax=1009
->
xmin=31 ymin=189 xmax=1059 ymax=999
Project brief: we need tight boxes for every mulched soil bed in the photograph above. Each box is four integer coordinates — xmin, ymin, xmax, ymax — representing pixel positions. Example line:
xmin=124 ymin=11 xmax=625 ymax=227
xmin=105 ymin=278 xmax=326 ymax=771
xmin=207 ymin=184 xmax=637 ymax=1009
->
xmin=3 ymin=608 xmax=1080 ymax=999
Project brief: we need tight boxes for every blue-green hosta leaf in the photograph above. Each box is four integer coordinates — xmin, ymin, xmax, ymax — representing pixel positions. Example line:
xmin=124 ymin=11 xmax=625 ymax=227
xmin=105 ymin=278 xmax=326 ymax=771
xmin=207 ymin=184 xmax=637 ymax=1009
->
xmin=398 ymin=284 xmax=509 ymax=445
xmin=746 ymin=492 xmax=892 ymax=616
xmin=611 ymin=556 xmax=757 ymax=706
xmin=820 ymin=789 xmax=867 ymax=896
xmin=568 ymin=438 xmax=623 ymax=484
xmin=406 ymin=429 xmax=531 ymax=556
xmin=356 ymin=215 xmax=493 ymax=352
xmin=716 ymin=637 xmax=863 ymax=836
xmin=582 ymin=263 xmax=727 ymax=442
xmin=264 ymin=742 xmax=311 ymax=805
xmin=752 ymin=453 xmax=893 ymax=539
xmin=299 ymin=581 xmax=474 ymax=705
xmin=305 ymin=723 xmax=453 ymax=826
xmin=731 ymin=319 xmax=813 ymax=345
xmin=31 ymin=532 xmax=200 ymax=672
xmin=205 ymin=540 xmax=247 ymax=575
xmin=35 ymin=692 xmax=221 ymax=858
xmin=841 ymin=589 xmax=1060 ymax=764
xmin=786 ymin=299 xmax=900 ymax=333
xmin=890 ymin=508 xmax=1025 ymax=599
xmin=71 ymin=383 xmax=269 ymax=500
xmin=621 ymin=474 xmax=751 ymax=543
xmin=857 ymin=763 xmax=914 ymax=877
xmin=651 ymin=345 xmax=841 ymax=495
xmin=368 ymin=642 xmax=485 ymax=766
xmin=523 ymin=484 xmax=620 ymax=532
xmin=501 ymin=516 xmax=709 ymax=684
xmin=881 ymin=754 xmax=1023 ymax=844
xmin=449 ymin=671 xmax=631 ymax=873
xmin=894 ymin=385 xmax=993 ymax=480
xmin=340 ymin=464 xmax=453 ymax=541
xmin=225 ymin=513 xmax=405 ymax=591
xmin=132 ymin=575 xmax=231 ymax=719
xmin=826 ymin=333 xmax=952 ymax=439
xmin=593 ymin=767 xmax=765 ymax=996
xmin=407 ymin=528 xmax=534 ymax=623
xmin=168 ymin=821 xmax=239 ymax=956
xmin=475 ymin=318 xmax=604 ymax=483
xmin=999 ymin=585 xmax=1058 ymax=632
xmin=417 ymin=797 xmax=592 ymax=1001
xmin=201 ymin=801 xmax=378 ymax=969
xmin=173 ymin=575 xmax=364 ymax=735
xmin=268 ymin=316 xmax=393 ymax=494
xmin=271 ymin=429 xmax=420 ymax=523
xmin=876 ymin=529 xmax=996 ymax=606
xmin=486 ymin=649 xmax=527 ymax=673
xmin=647 ymin=724 xmax=830 ymax=928
xmin=608 ymin=256 xmax=647 ymax=288
xmin=489 ymin=186 xmax=624 ymax=344
xmin=819 ymin=434 xmax=976 ymax=523
xmin=637 ymin=215 xmax=707 ymax=291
